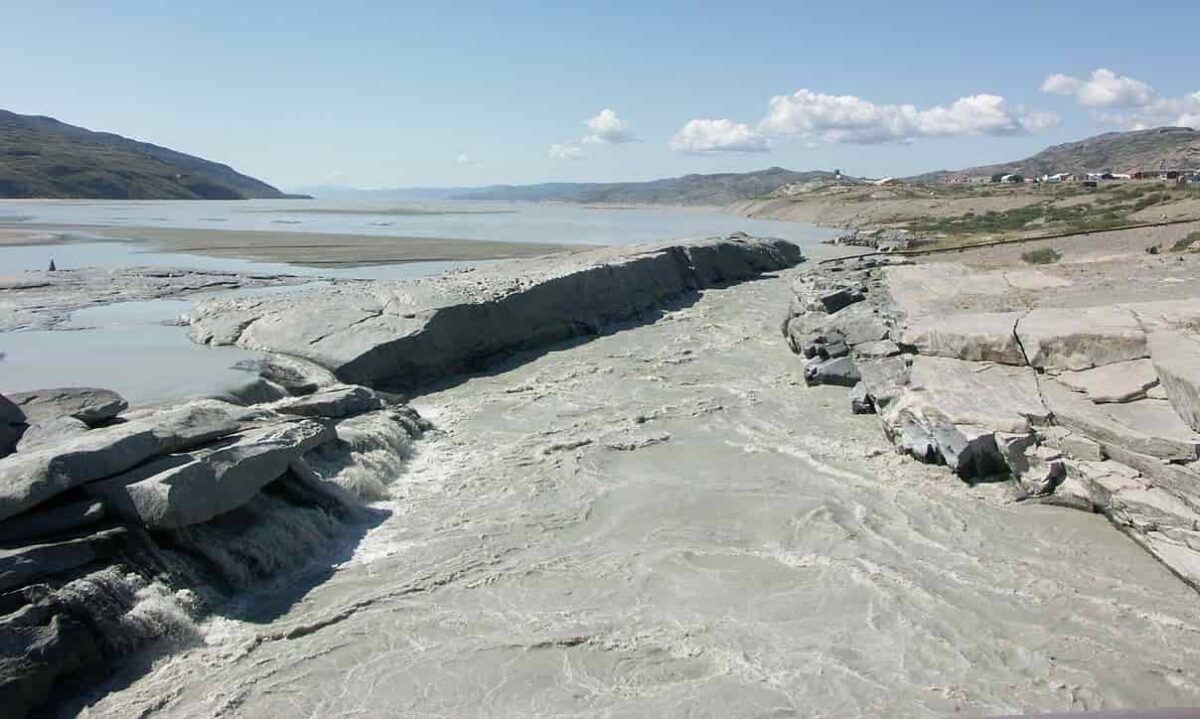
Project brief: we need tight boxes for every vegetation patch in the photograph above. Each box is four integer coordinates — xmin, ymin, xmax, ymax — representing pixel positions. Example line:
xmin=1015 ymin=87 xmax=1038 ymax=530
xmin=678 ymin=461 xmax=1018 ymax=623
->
xmin=1021 ymin=247 xmax=1062 ymax=264
xmin=1170 ymin=231 xmax=1200 ymax=252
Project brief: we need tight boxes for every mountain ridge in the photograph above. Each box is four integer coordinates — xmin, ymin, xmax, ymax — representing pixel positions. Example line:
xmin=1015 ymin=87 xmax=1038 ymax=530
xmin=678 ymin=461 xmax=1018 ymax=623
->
xmin=908 ymin=126 xmax=1200 ymax=182
xmin=0 ymin=109 xmax=295 ymax=200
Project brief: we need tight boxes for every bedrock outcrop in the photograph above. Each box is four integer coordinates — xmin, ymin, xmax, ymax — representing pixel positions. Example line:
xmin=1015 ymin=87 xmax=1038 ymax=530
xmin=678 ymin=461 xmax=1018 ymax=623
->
xmin=189 ymin=234 xmax=804 ymax=389
xmin=784 ymin=255 xmax=1200 ymax=590
xmin=0 ymin=379 xmax=426 ymax=718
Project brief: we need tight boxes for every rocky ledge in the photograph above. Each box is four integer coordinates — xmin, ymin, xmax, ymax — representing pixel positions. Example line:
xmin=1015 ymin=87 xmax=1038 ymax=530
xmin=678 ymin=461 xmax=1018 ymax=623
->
xmin=189 ymin=234 xmax=804 ymax=389
xmin=786 ymin=254 xmax=1200 ymax=588
xmin=0 ymin=234 xmax=803 ymax=717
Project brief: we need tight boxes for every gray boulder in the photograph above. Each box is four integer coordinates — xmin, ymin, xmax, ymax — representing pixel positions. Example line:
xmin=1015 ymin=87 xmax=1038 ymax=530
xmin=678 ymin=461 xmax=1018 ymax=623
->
xmin=995 ymin=432 xmax=1065 ymax=496
xmin=277 ymin=385 xmax=384 ymax=419
xmin=15 ymin=416 xmax=89 ymax=453
xmin=86 ymin=419 xmax=335 ymax=529
xmin=856 ymin=355 xmax=911 ymax=410
xmin=849 ymin=382 xmax=874 ymax=414
xmin=1148 ymin=330 xmax=1200 ymax=432
xmin=7 ymin=387 xmax=127 ymax=428
xmin=852 ymin=340 xmax=901 ymax=360
xmin=805 ymin=356 xmax=860 ymax=387
xmin=1 ymin=394 xmax=25 ymax=459
xmin=0 ymin=401 xmax=240 ymax=522
xmin=816 ymin=287 xmax=864 ymax=314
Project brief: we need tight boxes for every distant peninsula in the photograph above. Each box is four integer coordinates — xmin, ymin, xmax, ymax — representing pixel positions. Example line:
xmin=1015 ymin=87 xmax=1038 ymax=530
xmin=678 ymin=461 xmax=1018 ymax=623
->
xmin=0 ymin=109 xmax=303 ymax=200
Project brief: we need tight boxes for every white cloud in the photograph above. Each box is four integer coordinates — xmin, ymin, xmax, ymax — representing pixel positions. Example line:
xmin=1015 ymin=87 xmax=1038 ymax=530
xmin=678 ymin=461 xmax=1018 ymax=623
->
xmin=548 ymin=143 xmax=584 ymax=160
xmin=455 ymin=153 xmax=477 ymax=166
xmin=669 ymin=119 xmax=769 ymax=154
xmin=1040 ymin=68 xmax=1156 ymax=108
xmin=757 ymin=89 xmax=1057 ymax=144
xmin=1041 ymin=68 xmax=1199 ymax=129
xmin=583 ymin=108 xmax=637 ymax=144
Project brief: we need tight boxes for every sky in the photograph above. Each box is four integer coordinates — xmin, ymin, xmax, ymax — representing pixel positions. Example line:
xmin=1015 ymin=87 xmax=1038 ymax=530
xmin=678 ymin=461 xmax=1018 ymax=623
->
xmin=4 ymin=1 xmax=1198 ymax=190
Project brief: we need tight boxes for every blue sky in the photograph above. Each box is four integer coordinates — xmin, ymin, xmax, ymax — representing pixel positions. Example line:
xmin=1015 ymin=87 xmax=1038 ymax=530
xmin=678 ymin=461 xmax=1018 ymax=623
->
xmin=4 ymin=1 xmax=1198 ymax=189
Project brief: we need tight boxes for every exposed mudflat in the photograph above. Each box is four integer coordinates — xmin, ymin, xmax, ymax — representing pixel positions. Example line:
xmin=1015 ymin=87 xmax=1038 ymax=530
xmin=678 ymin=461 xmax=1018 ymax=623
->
xmin=75 ymin=268 xmax=1200 ymax=718
xmin=0 ymin=224 xmax=571 ymax=268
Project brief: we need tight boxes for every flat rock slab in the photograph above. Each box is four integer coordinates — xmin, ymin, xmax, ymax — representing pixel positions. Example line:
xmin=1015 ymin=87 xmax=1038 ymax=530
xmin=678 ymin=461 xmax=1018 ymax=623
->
xmin=1148 ymin=330 xmax=1200 ymax=432
xmin=7 ymin=387 xmax=127 ymax=427
xmin=1016 ymin=305 xmax=1148 ymax=371
xmin=16 ymin=416 xmax=90 ymax=452
xmin=0 ymin=527 xmax=125 ymax=592
xmin=0 ymin=498 xmax=106 ymax=544
xmin=1041 ymin=378 xmax=1200 ymax=462
xmin=883 ymin=263 xmax=1067 ymax=315
xmin=0 ymin=401 xmax=240 ymax=522
xmin=189 ymin=236 xmax=803 ymax=388
xmin=87 ymin=418 xmax=334 ymax=529
xmin=901 ymin=311 xmax=1026 ymax=365
xmin=905 ymin=356 xmax=1048 ymax=433
xmin=277 ymin=385 xmax=383 ymax=419
xmin=1057 ymin=358 xmax=1161 ymax=404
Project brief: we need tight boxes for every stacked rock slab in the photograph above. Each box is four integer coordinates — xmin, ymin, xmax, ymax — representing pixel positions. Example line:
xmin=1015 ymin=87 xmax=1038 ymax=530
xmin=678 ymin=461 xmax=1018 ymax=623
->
xmin=189 ymin=234 xmax=804 ymax=389
xmin=785 ymin=256 xmax=1200 ymax=590
xmin=0 ymin=381 xmax=425 ymax=717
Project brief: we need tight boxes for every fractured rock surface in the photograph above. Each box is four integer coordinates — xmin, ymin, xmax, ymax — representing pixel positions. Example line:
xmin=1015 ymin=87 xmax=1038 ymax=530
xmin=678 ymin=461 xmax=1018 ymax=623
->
xmin=190 ymin=235 xmax=803 ymax=388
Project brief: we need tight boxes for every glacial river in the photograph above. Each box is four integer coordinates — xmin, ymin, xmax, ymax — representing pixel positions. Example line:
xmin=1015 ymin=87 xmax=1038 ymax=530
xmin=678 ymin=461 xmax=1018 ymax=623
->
xmin=70 ymin=264 xmax=1200 ymax=718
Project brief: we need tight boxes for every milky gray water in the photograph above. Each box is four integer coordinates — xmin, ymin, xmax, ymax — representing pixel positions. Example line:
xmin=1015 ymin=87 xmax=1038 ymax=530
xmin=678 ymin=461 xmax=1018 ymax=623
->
xmin=70 ymin=265 xmax=1200 ymax=718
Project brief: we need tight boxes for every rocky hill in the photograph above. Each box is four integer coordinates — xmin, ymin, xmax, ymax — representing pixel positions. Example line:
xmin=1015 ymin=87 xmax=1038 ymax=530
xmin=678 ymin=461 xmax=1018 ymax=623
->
xmin=0 ymin=109 xmax=294 ymax=199
xmin=454 ymin=167 xmax=849 ymax=205
xmin=911 ymin=126 xmax=1200 ymax=183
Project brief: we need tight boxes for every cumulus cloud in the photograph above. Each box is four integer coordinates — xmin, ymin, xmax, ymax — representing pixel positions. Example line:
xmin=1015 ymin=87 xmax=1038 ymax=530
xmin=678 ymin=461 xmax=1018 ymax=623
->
xmin=758 ymin=89 xmax=1057 ymax=144
xmin=548 ymin=143 xmax=584 ymax=160
xmin=669 ymin=119 xmax=769 ymax=154
xmin=455 ymin=153 xmax=477 ymax=166
xmin=583 ymin=108 xmax=637 ymax=144
xmin=1040 ymin=68 xmax=1157 ymax=108
xmin=1040 ymin=68 xmax=1198 ymax=130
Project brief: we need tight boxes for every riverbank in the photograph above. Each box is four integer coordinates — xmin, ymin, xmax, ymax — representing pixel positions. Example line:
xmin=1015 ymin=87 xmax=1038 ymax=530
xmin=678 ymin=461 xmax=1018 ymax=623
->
xmin=786 ymin=226 xmax=1200 ymax=588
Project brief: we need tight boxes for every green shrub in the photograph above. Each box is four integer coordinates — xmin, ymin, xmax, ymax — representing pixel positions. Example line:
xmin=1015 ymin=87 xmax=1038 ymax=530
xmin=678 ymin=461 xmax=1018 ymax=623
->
xmin=1022 ymin=247 xmax=1062 ymax=264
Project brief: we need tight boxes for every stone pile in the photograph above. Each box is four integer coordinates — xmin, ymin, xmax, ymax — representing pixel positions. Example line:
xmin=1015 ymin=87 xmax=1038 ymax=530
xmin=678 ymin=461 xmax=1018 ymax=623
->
xmin=785 ymin=256 xmax=1200 ymax=588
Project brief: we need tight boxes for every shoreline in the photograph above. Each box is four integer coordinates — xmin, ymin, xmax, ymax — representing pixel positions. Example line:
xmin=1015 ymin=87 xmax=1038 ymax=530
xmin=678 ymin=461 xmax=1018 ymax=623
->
xmin=0 ymin=223 xmax=577 ymax=268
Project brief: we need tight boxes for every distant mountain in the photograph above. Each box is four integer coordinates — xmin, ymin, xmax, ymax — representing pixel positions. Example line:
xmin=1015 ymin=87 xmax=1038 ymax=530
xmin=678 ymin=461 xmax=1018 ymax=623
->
xmin=453 ymin=168 xmax=849 ymax=205
xmin=0 ymin=109 xmax=298 ymax=200
xmin=910 ymin=126 xmax=1200 ymax=183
